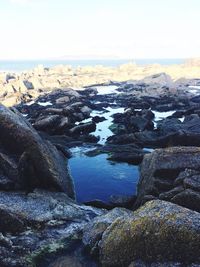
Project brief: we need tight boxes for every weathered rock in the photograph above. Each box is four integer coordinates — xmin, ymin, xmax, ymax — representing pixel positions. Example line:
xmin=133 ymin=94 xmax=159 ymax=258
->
xmin=100 ymin=200 xmax=200 ymax=267
xmin=83 ymin=208 xmax=133 ymax=256
xmin=0 ymin=190 xmax=105 ymax=267
xmin=0 ymin=104 xmax=75 ymax=198
xmin=0 ymin=190 xmax=104 ymax=225
xmin=134 ymin=147 xmax=200 ymax=210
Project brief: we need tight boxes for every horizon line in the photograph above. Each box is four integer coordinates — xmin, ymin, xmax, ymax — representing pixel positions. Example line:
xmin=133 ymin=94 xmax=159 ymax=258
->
xmin=0 ymin=57 xmax=191 ymax=61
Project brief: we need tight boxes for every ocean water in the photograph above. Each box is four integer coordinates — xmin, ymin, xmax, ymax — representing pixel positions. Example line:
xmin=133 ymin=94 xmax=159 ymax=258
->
xmin=0 ymin=58 xmax=186 ymax=72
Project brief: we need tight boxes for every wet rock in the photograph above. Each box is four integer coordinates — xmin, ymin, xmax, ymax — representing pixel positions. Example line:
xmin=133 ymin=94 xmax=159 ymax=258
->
xmin=100 ymin=200 xmax=200 ymax=267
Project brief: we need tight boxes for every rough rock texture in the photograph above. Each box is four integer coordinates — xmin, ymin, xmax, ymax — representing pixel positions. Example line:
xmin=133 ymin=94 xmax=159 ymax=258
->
xmin=0 ymin=104 xmax=75 ymax=198
xmin=100 ymin=200 xmax=200 ymax=267
xmin=0 ymin=190 xmax=105 ymax=267
xmin=134 ymin=146 xmax=200 ymax=211
xmin=82 ymin=208 xmax=133 ymax=256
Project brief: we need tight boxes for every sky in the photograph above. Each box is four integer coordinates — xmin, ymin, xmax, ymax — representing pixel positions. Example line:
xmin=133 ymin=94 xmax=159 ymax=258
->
xmin=0 ymin=0 xmax=200 ymax=60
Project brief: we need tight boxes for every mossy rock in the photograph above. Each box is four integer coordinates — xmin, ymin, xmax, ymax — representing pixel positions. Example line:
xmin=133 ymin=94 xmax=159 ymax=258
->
xmin=100 ymin=200 xmax=200 ymax=267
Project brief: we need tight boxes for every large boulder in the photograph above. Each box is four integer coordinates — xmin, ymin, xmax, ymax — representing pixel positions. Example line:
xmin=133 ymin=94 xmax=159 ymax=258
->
xmin=142 ymin=73 xmax=173 ymax=86
xmin=82 ymin=208 xmax=133 ymax=256
xmin=0 ymin=190 xmax=105 ymax=267
xmin=100 ymin=200 xmax=200 ymax=267
xmin=0 ymin=104 xmax=75 ymax=198
xmin=134 ymin=147 xmax=200 ymax=211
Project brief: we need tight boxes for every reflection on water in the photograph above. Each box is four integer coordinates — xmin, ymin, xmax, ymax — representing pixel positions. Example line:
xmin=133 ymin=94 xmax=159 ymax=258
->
xmin=152 ymin=110 xmax=175 ymax=121
xmin=69 ymin=90 xmax=140 ymax=203
xmin=77 ymin=107 xmax=124 ymax=144
xmin=93 ymin=107 xmax=124 ymax=144
xmin=69 ymin=152 xmax=139 ymax=203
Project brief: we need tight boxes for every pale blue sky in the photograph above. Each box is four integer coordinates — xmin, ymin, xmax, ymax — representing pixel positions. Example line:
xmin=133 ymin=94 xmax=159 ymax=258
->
xmin=0 ymin=0 xmax=200 ymax=59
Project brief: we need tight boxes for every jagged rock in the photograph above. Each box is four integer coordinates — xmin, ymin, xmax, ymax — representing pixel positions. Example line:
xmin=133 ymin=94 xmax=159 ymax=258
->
xmin=134 ymin=147 xmax=200 ymax=210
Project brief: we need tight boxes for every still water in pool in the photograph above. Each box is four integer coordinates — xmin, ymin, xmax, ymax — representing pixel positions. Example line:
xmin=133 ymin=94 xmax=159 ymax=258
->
xmin=69 ymin=150 xmax=139 ymax=203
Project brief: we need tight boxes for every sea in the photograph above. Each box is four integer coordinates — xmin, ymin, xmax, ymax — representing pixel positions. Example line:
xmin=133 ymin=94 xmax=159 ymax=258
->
xmin=0 ymin=58 xmax=186 ymax=72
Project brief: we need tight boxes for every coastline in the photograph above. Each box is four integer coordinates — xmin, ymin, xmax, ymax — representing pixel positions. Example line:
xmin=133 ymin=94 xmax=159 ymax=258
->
xmin=0 ymin=58 xmax=186 ymax=73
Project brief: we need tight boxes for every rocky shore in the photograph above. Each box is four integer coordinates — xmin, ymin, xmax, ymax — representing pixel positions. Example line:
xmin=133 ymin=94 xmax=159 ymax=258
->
xmin=1 ymin=62 xmax=200 ymax=266
xmin=1 ymin=58 xmax=200 ymax=107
